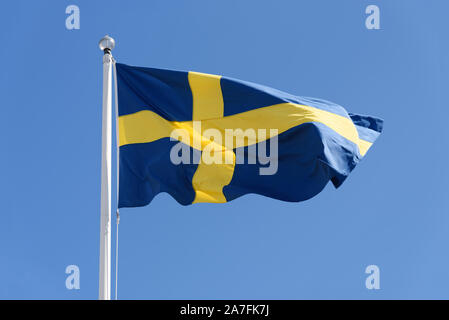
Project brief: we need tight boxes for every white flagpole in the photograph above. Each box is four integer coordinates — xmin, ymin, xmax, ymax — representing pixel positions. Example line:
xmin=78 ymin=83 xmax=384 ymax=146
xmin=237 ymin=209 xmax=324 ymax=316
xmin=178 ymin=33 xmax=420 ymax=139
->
xmin=98 ymin=35 xmax=115 ymax=300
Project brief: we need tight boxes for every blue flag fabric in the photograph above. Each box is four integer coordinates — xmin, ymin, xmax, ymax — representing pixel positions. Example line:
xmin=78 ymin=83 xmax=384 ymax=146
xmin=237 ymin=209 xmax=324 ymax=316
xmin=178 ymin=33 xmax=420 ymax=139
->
xmin=115 ymin=62 xmax=383 ymax=208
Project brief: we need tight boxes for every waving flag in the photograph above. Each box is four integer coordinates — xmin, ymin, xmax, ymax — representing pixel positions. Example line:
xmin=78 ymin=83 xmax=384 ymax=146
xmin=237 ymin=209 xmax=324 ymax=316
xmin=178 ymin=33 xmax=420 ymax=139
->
xmin=115 ymin=63 xmax=383 ymax=208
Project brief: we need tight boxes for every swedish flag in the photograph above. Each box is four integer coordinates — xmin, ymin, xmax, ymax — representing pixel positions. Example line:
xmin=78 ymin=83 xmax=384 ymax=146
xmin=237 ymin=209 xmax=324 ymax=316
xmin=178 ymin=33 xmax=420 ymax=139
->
xmin=116 ymin=63 xmax=383 ymax=208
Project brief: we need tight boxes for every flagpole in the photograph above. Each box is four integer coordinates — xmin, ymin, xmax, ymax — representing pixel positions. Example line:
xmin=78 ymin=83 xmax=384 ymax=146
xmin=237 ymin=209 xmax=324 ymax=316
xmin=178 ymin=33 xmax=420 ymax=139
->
xmin=98 ymin=35 xmax=115 ymax=300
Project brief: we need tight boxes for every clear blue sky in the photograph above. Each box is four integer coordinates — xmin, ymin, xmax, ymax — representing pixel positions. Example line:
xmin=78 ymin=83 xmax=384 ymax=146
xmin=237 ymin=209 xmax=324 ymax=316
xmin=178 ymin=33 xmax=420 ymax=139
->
xmin=1 ymin=0 xmax=448 ymax=299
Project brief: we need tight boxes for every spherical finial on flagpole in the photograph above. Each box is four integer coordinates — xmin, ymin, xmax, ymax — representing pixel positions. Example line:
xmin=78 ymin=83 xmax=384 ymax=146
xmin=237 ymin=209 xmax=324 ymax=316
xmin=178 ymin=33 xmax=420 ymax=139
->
xmin=99 ymin=35 xmax=115 ymax=54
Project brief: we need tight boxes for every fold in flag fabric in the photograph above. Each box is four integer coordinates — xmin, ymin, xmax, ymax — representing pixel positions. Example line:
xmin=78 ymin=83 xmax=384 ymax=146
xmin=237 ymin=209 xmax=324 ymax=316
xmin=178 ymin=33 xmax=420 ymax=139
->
xmin=116 ymin=63 xmax=383 ymax=208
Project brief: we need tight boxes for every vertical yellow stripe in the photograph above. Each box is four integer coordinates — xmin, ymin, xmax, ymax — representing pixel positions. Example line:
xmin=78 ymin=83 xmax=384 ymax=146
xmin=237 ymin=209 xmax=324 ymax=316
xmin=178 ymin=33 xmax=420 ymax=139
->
xmin=188 ymin=72 xmax=224 ymax=120
xmin=191 ymin=148 xmax=236 ymax=203
xmin=188 ymin=71 xmax=235 ymax=203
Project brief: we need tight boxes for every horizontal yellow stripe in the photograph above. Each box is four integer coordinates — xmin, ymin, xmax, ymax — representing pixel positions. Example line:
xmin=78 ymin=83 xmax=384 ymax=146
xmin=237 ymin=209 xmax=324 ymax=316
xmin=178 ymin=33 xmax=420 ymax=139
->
xmin=118 ymin=110 xmax=173 ymax=147
xmin=358 ymin=138 xmax=372 ymax=156
xmin=119 ymin=103 xmax=372 ymax=156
